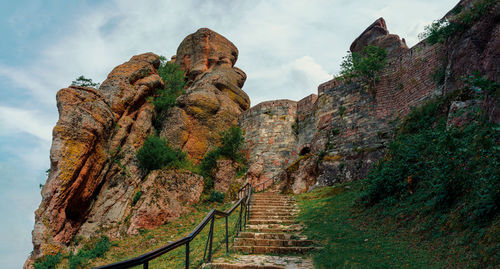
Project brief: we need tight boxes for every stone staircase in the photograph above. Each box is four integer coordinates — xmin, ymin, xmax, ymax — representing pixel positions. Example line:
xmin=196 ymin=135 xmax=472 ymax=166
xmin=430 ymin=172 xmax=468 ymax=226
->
xmin=204 ymin=192 xmax=314 ymax=268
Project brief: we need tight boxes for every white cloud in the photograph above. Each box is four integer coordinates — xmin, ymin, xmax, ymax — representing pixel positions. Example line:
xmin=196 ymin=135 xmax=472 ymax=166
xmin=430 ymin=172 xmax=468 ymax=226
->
xmin=0 ymin=106 xmax=54 ymax=142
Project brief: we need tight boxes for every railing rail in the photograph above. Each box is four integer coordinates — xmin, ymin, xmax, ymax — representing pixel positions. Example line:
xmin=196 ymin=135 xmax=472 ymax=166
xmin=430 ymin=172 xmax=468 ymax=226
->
xmin=94 ymin=183 xmax=253 ymax=269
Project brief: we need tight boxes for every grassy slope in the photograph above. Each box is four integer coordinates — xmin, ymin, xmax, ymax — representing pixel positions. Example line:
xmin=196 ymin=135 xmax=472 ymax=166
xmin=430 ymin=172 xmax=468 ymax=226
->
xmin=297 ymin=182 xmax=500 ymax=268
xmin=81 ymin=201 xmax=242 ymax=268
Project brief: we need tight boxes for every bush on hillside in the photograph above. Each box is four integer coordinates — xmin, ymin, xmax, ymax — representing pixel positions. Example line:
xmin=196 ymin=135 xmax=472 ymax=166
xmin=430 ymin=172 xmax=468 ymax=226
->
xmin=34 ymin=253 xmax=62 ymax=269
xmin=136 ymin=135 xmax=187 ymax=172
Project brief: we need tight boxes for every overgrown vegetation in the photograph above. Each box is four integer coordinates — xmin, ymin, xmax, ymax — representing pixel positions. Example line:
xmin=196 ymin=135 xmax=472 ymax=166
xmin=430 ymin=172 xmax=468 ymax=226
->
xmin=419 ymin=0 xmax=498 ymax=45
xmin=357 ymin=74 xmax=500 ymax=266
xmin=339 ymin=45 xmax=387 ymax=92
xmin=200 ymin=127 xmax=246 ymax=191
xmin=71 ymin=75 xmax=100 ymax=88
xmin=136 ymin=135 xmax=188 ymax=172
xmin=34 ymin=253 xmax=62 ymax=269
xmin=151 ymin=56 xmax=186 ymax=130
xmin=68 ymin=236 xmax=111 ymax=269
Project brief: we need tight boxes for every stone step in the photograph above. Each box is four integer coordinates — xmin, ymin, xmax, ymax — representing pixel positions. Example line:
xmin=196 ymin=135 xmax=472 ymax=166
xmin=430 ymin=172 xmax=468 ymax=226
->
xmin=234 ymin=238 xmax=314 ymax=247
xmin=233 ymin=246 xmax=315 ymax=255
xmin=203 ymin=254 xmax=313 ymax=269
xmin=203 ymin=263 xmax=284 ymax=269
xmin=249 ymin=215 xmax=296 ymax=220
xmin=247 ymin=224 xmax=303 ymax=233
xmin=251 ymin=203 xmax=296 ymax=207
xmin=248 ymin=219 xmax=296 ymax=225
xmin=250 ymin=206 xmax=298 ymax=211
xmin=238 ymin=232 xmax=306 ymax=240
xmin=250 ymin=210 xmax=299 ymax=215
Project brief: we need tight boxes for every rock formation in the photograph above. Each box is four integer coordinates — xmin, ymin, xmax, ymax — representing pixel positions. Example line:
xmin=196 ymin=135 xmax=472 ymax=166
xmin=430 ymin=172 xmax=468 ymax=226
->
xmin=26 ymin=28 xmax=249 ymax=267
xmin=350 ymin=17 xmax=409 ymax=56
xmin=161 ymin=28 xmax=250 ymax=162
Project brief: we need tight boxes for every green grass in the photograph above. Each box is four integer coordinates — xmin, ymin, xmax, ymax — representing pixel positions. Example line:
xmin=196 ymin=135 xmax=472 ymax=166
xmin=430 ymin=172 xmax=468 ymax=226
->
xmin=89 ymin=200 xmax=243 ymax=268
xmin=297 ymin=171 xmax=500 ymax=268
xmin=297 ymin=183 xmax=444 ymax=268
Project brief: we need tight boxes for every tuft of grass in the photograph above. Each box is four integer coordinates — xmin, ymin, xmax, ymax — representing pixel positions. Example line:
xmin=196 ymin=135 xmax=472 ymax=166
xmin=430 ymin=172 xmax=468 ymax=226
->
xmin=68 ymin=236 xmax=111 ymax=269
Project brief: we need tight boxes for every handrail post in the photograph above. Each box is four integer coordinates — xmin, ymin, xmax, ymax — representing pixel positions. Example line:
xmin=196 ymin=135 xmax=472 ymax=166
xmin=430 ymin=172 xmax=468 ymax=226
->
xmin=143 ymin=261 xmax=148 ymax=269
xmin=185 ymin=242 xmax=190 ymax=269
xmin=208 ymin=216 xmax=215 ymax=262
xmin=225 ymin=216 xmax=229 ymax=253
xmin=238 ymin=202 xmax=243 ymax=232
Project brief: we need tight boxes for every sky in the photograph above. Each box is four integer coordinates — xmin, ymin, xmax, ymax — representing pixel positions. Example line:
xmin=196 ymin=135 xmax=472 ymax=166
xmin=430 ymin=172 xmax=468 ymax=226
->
xmin=0 ymin=0 xmax=457 ymax=267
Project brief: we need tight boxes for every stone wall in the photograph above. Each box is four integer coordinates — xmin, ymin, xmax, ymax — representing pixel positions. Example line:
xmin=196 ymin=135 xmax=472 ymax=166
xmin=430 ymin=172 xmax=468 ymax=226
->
xmin=239 ymin=100 xmax=298 ymax=186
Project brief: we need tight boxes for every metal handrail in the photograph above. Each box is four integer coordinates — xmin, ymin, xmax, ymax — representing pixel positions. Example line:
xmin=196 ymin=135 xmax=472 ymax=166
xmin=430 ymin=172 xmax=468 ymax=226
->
xmin=94 ymin=183 xmax=253 ymax=269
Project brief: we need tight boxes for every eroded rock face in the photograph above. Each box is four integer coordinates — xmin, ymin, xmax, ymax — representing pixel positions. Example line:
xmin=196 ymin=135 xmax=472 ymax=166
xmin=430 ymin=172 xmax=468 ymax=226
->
xmin=162 ymin=28 xmax=250 ymax=162
xmin=127 ymin=170 xmax=203 ymax=235
xmin=213 ymin=159 xmax=238 ymax=193
xmin=350 ymin=17 xmax=409 ymax=56
xmin=30 ymin=53 xmax=162 ymax=262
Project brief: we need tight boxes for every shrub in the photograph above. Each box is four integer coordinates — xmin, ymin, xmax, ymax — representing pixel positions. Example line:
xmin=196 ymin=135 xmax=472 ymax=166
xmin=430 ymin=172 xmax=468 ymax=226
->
xmin=419 ymin=0 xmax=498 ymax=45
xmin=339 ymin=45 xmax=387 ymax=91
xmin=71 ymin=75 xmax=100 ymax=88
xmin=206 ymin=190 xmax=225 ymax=203
xmin=199 ymin=126 xmax=246 ymax=191
xmin=34 ymin=253 xmax=62 ymax=269
xmin=69 ymin=236 xmax=111 ymax=269
xmin=152 ymin=57 xmax=186 ymax=129
xmin=136 ymin=135 xmax=187 ymax=172
xmin=418 ymin=19 xmax=462 ymax=45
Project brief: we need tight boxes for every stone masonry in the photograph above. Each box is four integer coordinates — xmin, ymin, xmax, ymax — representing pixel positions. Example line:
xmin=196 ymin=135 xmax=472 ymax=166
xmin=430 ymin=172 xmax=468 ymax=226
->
xmin=239 ymin=100 xmax=298 ymax=187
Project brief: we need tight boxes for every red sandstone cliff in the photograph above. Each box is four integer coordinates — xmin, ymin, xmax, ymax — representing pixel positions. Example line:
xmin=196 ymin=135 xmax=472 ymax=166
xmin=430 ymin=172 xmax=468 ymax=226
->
xmin=25 ymin=28 xmax=249 ymax=268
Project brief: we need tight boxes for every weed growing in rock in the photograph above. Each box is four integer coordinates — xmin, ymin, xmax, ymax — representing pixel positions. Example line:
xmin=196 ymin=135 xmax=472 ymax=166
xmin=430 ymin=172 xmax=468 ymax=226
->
xmin=339 ymin=45 xmax=387 ymax=92
xmin=136 ymin=135 xmax=187 ymax=172
xmin=131 ymin=190 xmax=143 ymax=206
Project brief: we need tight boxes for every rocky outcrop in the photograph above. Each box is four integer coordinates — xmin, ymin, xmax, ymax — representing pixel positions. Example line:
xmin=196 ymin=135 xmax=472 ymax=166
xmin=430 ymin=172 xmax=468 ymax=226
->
xmin=350 ymin=18 xmax=409 ymax=56
xmin=28 ymin=28 xmax=250 ymax=266
xmin=127 ymin=170 xmax=203 ymax=235
xmin=30 ymin=53 xmax=161 ymax=261
xmin=213 ymin=159 xmax=239 ymax=193
xmin=161 ymin=28 xmax=250 ymax=162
